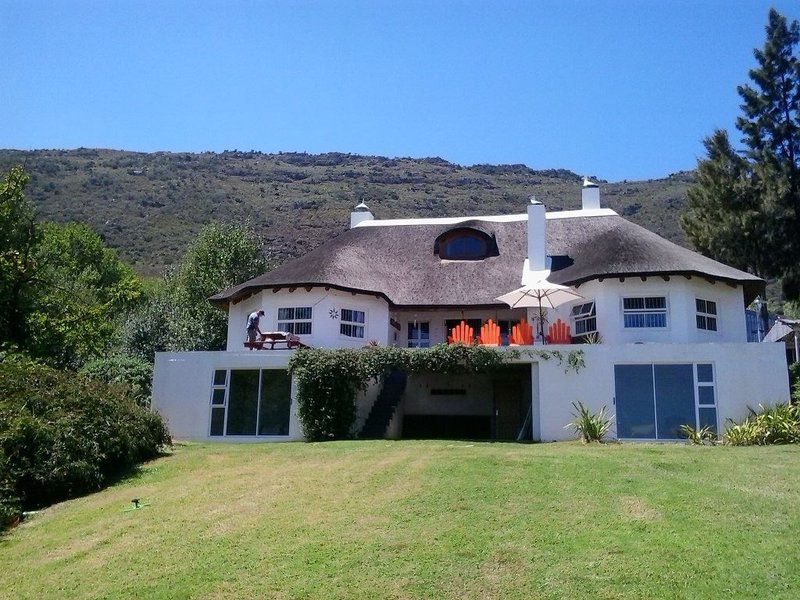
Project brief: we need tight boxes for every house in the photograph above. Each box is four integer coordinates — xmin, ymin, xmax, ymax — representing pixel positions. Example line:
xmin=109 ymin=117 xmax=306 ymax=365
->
xmin=763 ymin=317 xmax=800 ymax=365
xmin=152 ymin=180 xmax=790 ymax=441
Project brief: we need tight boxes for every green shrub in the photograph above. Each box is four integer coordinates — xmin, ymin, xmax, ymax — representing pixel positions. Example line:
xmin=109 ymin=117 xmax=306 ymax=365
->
xmin=565 ymin=402 xmax=613 ymax=443
xmin=680 ymin=424 xmax=718 ymax=445
xmin=0 ymin=357 xmax=171 ymax=522
xmin=79 ymin=355 xmax=153 ymax=407
xmin=789 ymin=362 xmax=800 ymax=386
xmin=724 ymin=403 xmax=800 ymax=446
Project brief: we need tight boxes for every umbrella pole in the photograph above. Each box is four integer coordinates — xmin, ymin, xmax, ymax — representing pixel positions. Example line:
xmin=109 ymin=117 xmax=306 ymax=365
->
xmin=538 ymin=305 xmax=545 ymax=343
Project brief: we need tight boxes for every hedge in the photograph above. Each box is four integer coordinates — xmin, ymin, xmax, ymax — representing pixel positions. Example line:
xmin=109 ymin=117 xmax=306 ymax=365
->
xmin=0 ymin=357 xmax=171 ymax=527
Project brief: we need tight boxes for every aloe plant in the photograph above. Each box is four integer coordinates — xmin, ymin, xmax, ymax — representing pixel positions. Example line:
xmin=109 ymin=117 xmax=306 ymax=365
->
xmin=566 ymin=401 xmax=613 ymax=443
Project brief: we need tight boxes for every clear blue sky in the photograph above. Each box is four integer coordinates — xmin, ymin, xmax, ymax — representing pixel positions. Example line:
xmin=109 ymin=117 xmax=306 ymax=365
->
xmin=2 ymin=1 xmax=798 ymax=181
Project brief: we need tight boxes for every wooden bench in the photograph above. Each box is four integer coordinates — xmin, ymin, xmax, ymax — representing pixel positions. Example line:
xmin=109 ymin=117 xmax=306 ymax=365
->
xmin=244 ymin=332 xmax=305 ymax=350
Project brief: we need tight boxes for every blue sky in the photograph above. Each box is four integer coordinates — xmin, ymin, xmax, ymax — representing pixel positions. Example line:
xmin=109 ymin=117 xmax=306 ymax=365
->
xmin=2 ymin=1 xmax=798 ymax=180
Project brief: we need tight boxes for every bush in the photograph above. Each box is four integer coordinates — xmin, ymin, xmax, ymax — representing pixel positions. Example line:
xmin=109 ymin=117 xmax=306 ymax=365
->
xmin=724 ymin=403 xmax=800 ymax=446
xmin=789 ymin=362 xmax=800 ymax=385
xmin=565 ymin=401 xmax=613 ymax=442
xmin=79 ymin=355 xmax=153 ymax=407
xmin=680 ymin=424 xmax=718 ymax=445
xmin=0 ymin=357 xmax=171 ymax=524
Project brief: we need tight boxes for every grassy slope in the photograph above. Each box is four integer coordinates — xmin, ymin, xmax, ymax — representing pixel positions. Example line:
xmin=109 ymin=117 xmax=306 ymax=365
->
xmin=1 ymin=441 xmax=799 ymax=599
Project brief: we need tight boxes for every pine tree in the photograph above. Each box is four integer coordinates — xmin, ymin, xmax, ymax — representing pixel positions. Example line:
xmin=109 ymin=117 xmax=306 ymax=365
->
xmin=682 ymin=9 xmax=800 ymax=300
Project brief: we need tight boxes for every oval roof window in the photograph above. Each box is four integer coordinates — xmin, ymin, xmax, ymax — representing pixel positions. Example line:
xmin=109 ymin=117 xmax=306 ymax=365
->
xmin=435 ymin=228 xmax=496 ymax=260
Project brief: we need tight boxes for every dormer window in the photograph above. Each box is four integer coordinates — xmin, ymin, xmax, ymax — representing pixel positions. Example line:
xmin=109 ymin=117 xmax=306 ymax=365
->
xmin=434 ymin=227 xmax=497 ymax=261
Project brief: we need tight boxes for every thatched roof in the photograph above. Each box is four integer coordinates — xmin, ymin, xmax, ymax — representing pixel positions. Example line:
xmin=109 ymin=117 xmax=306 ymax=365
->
xmin=211 ymin=212 xmax=763 ymax=308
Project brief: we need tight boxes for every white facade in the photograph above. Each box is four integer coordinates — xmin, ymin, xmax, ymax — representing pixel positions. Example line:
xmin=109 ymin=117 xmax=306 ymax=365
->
xmin=227 ymin=287 xmax=390 ymax=350
xmin=151 ymin=342 xmax=789 ymax=442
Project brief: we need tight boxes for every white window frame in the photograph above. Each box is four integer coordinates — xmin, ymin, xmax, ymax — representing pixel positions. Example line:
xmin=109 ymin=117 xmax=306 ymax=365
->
xmin=408 ymin=321 xmax=430 ymax=348
xmin=614 ymin=361 xmax=717 ymax=440
xmin=340 ymin=308 xmax=366 ymax=339
xmin=208 ymin=369 xmax=292 ymax=438
xmin=693 ymin=363 xmax=718 ymax=432
xmin=209 ymin=369 xmax=229 ymax=437
xmin=570 ymin=300 xmax=597 ymax=336
xmin=695 ymin=298 xmax=718 ymax=332
xmin=622 ymin=296 xmax=668 ymax=329
xmin=277 ymin=306 xmax=313 ymax=335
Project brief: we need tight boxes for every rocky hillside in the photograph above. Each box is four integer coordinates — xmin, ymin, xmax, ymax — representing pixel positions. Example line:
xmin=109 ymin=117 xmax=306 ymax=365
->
xmin=0 ymin=149 xmax=694 ymax=275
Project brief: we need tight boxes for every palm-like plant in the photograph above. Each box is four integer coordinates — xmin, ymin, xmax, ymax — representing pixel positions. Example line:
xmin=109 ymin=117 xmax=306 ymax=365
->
xmin=566 ymin=401 xmax=613 ymax=443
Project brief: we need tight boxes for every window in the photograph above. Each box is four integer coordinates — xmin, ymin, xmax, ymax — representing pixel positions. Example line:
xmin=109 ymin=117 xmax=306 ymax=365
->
xmin=571 ymin=301 xmax=597 ymax=336
xmin=435 ymin=228 xmax=493 ymax=260
xmin=340 ymin=309 xmax=366 ymax=338
xmin=696 ymin=363 xmax=717 ymax=432
xmin=209 ymin=370 xmax=227 ymax=436
xmin=614 ymin=362 xmax=717 ymax=439
xmin=277 ymin=306 xmax=312 ymax=335
xmin=696 ymin=299 xmax=718 ymax=331
xmin=623 ymin=296 xmax=667 ymax=328
xmin=408 ymin=321 xmax=430 ymax=348
xmin=208 ymin=369 xmax=292 ymax=437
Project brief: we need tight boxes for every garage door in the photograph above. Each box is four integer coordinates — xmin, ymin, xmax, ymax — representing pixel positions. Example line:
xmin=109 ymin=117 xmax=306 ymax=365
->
xmin=614 ymin=363 xmax=716 ymax=440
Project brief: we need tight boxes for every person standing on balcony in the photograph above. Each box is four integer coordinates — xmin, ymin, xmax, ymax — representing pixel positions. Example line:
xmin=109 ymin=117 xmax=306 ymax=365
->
xmin=246 ymin=310 xmax=265 ymax=345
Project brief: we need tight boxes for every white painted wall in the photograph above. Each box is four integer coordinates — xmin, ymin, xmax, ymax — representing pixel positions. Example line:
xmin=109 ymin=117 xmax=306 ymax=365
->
xmin=532 ymin=277 xmax=747 ymax=345
xmin=533 ymin=341 xmax=789 ymax=441
xmin=226 ymin=288 xmax=390 ymax=350
xmin=152 ymin=351 xmax=301 ymax=441
xmin=153 ymin=340 xmax=787 ymax=442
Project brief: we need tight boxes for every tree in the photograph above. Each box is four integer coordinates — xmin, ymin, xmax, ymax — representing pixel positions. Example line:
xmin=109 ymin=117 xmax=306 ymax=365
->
xmin=681 ymin=9 xmax=800 ymax=300
xmin=0 ymin=167 xmax=40 ymax=347
xmin=168 ymin=222 xmax=269 ymax=351
xmin=26 ymin=222 xmax=142 ymax=368
xmin=125 ymin=222 xmax=269 ymax=356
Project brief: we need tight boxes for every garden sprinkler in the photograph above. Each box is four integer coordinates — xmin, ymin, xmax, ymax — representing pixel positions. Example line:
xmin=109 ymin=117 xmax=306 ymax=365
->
xmin=123 ymin=498 xmax=151 ymax=512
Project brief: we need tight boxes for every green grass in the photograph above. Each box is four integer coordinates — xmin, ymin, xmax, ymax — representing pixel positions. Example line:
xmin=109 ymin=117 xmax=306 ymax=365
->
xmin=2 ymin=441 xmax=800 ymax=599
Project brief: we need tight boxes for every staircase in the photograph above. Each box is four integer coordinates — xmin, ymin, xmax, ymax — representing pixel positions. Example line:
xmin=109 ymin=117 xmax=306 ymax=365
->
xmin=360 ymin=369 xmax=408 ymax=439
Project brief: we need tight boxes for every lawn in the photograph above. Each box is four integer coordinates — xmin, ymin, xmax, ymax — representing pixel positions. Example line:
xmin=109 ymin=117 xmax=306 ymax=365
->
xmin=1 ymin=441 xmax=799 ymax=599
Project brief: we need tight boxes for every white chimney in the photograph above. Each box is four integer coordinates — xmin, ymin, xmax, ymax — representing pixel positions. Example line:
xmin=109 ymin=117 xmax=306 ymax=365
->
xmin=350 ymin=202 xmax=374 ymax=228
xmin=527 ymin=196 xmax=546 ymax=272
xmin=581 ymin=177 xmax=600 ymax=210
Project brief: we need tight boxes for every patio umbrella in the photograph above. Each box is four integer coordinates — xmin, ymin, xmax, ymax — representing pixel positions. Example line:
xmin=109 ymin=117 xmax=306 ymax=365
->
xmin=496 ymin=281 xmax=583 ymax=342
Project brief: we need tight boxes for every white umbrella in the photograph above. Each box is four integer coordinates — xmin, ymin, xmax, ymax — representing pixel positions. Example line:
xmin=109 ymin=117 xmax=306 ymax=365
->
xmin=496 ymin=281 xmax=583 ymax=342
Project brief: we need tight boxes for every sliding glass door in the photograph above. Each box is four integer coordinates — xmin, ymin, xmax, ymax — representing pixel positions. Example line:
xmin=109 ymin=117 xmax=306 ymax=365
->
xmin=614 ymin=363 xmax=716 ymax=440
xmin=209 ymin=369 xmax=292 ymax=437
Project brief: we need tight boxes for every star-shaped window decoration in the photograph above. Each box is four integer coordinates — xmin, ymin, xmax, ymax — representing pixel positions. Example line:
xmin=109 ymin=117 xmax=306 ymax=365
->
xmin=329 ymin=308 xmax=339 ymax=320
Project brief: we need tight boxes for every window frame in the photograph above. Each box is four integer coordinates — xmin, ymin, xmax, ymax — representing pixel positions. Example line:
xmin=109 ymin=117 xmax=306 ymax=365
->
xmin=694 ymin=363 xmax=718 ymax=432
xmin=276 ymin=306 xmax=313 ymax=336
xmin=621 ymin=296 xmax=669 ymax=329
xmin=614 ymin=361 xmax=717 ymax=440
xmin=570 ymin=300 xmax=597 ymax=336
xmin=208 ymin=368 xmax=292 ymax=438
xmin=435 ymin=228 xmax=494 ymax=261
xmin=695 ymin=298 xmax=718 ymax=332
xmin=340 ymin=308 xmax=367 ymax=339
xmin=408 ymin=321 xmax=430 ymax=348
xmin=209 ymin=369 xmax=229 ymax=437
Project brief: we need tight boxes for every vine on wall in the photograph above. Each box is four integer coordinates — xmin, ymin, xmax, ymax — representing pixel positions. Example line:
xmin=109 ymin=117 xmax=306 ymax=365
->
xmin=287 ymin=343 xmax=585 ymax=441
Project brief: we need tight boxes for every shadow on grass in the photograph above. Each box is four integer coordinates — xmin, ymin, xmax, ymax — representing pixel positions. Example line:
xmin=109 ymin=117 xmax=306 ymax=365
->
xmin=1 ymin=446 xmax=175 ymax=539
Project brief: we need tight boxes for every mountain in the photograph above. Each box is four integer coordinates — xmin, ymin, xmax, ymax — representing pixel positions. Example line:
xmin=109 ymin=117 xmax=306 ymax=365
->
xmin=0 ymin=148 xmax=694 ymax=276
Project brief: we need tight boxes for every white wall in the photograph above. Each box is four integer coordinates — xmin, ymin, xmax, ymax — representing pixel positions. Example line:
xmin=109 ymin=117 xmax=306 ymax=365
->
xmin=226 ymin=288 xmax=390 ymax=350
xmin=534 ymin=277 xmax=747 ymax=345
xmin=533 ymin=341 xmax=789 ymax=441
xmin=152 ymin=350 xmax=302 ymax=441
xmin=153 ymin=341 xmax=788 ymax=442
